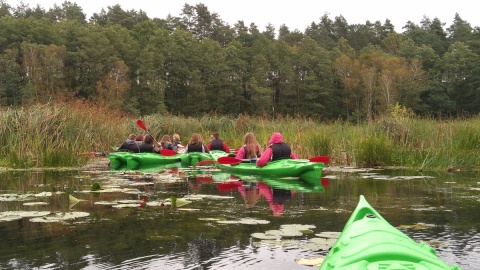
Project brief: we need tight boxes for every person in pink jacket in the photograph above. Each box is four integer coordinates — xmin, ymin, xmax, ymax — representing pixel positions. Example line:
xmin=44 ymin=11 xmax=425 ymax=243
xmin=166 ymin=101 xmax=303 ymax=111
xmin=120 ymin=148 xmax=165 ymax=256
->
xmin=256 ymin=132 xmax=299 ymax=167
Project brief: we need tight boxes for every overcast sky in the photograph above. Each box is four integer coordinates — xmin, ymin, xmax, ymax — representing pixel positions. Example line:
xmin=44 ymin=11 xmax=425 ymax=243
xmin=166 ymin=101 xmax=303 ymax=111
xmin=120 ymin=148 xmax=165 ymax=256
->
xmin=6 ymin=0 xmax=479 ymax=32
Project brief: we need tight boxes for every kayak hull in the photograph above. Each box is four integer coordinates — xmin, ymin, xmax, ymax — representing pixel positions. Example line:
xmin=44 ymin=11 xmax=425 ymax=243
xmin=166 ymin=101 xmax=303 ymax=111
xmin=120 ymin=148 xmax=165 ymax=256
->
xmin=108 ymin=152 xmax=182 ymax=170
xmin=180 ymin=152 xmax=213 ymax=167
xmin=215 ymin=158 xmax=324 ymax=185
xmin=319 ymin=195 xmax=460 ymax=270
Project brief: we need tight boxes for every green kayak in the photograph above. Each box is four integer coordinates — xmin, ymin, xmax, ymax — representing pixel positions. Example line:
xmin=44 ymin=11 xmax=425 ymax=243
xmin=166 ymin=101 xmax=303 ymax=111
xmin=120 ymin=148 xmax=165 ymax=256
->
xmin=180 ymin=152 xmax=214 ymax=167
xmin=108 ymin=152 xmax=183 ymax=170
xmin=210 ymin=151 xmax=324 ymax=185
xmin=320 ymin=195 xmax=460 ymax=270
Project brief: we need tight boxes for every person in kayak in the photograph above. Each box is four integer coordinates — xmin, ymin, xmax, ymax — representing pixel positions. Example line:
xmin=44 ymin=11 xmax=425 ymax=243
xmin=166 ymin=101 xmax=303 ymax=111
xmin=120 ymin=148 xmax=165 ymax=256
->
xmin=207 ymin=131 xmax=230 ymax=153
xmin=160 ymin=135 xmax=174 ymax=150
xmin=138 ymin=134 xmax=160 ymax=153
xmin=185 ymin=133 xmax=209 ymax=153
xmin=118 ymin=134 xmax=137 ymax=151
xmin=256 ymin=132 xmax=299 ymax=167
xmin=172 ymin=133 xmax=185 ymax=152
xmin=236 ymin=132 xmax=263 ymax=160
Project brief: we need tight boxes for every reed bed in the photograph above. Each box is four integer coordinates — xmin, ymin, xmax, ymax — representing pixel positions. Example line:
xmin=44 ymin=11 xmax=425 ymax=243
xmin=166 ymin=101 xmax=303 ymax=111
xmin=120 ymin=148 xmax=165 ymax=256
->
xmin=1 ymin=101 xmax=479 ymax=171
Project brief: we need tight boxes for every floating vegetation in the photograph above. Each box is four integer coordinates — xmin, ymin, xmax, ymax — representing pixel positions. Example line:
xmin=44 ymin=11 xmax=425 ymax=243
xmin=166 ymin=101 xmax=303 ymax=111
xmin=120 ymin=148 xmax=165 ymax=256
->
xmin=315 ymin=231 xmax=341 ymax=239
xmin=182 ymin=194 xmax=235 ymax=201
xmin=0 ymin=194 xmax=35 ymax=202
xmin=217 ymin=218 xmax=270 ymax=225
xmin=94 ymin=201 xmax=119 ymax=205
xmin=397 ymin=223 xmax=436 ymax=230
xmin=23 ymin=202 xmax=49 ymax=206
xmin=91 ymin=182 xmax=101 ymax=191
xmin=117 ymin=200 xmax=144 ymax=204
xmin=146 ymin=201 xmax=170 ymax=207
xmin=0 ymin=211 xmax=51 ymax=222
xmin=34 ymin=192 xmax=52 ymax=197
xmin=302 ymin=237 xmax=338 ymax=251
xmin=251 ymin=224 xmax=315 ymax=240
xmin=198 ymin=217 xmax=222 ymax=221
xmin=29 ymin=212 xmax=90 ymax=223
xmin=295 ymin=257 xmax=324 ymax=267
xmin=176 ymin=208 xmax=200 ymax=212
xmin=112 ymin=204 xmax=141 ymax=208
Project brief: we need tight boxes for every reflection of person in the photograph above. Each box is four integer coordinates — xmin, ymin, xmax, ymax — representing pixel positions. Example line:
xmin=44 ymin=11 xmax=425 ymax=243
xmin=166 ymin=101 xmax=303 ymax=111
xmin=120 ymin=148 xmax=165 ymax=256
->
xmin=256 ymin=132 xmax=298 ymax=167
xmin=236 ymin=132 xmax=263 ymax=160
xmin=237 ymin=182 xmax=261 ymax=209
xmin=207 ymin=131 xmax=230 ymax=152
xmin=185 ymin=133 xmax=209 ymax=153
xmin=257 ymin=182 xmax=293 ymax=216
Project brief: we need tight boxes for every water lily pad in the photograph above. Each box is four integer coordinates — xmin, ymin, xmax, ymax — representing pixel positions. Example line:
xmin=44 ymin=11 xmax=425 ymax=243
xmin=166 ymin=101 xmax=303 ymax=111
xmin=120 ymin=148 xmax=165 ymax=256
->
xmin=183 ymin=194 xmax=235 ymax=200
xmin=217 ymin=220 xmax=240 ymax=224
xmin=0 ymin=216 xmax=22 ymax=222
xmin=315 ymin=231 xmax=341 ymax=239
xmin=198 ymin=218 xmax=222 ymax=221
xmin=176 ymin=208 xmax=200 ymax=212
xmin=117 ymin=200 xmax=144 ymax=204
xmin=112 ymin=203 xmax=141 ymax=208
xmin=1 ymin=211 xmax=51 ymax=218
xmin=295 ymin=257 xmax=324 ymax=266
xmin=146 ymin=201 xmax=169 ymax=207
xmin=34 ymin=192 xmax=52 ymax=197
xmin=280 ymin=224 xmax=316 ymax=231
xmin=23 ymin=202 xmax=49 ymax=206
xmin=29 ymin=212 xmax=90 ymax=223
xmin=397 ymin=223 xmax=435 ymax=230
xmin=251 ymin=233 xmax=279 ymax=240
xmin=94 ymin=201 xmax=118 ymax=205
xmin=238 ymin=218 xmax=270 ymax=225
xmin=0 ymin=194 xmax=35 ymax=202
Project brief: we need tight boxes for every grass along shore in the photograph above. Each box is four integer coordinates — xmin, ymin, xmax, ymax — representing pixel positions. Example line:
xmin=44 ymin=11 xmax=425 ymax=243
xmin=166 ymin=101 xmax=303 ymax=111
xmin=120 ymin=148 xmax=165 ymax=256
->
xmin=1 ymin=101 xmax=479 ymax=171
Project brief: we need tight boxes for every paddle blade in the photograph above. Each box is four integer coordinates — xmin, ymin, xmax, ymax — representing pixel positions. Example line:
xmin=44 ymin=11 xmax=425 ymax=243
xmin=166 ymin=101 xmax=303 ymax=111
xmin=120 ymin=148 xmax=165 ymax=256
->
xmin=217 ymin=156 xmax=242 ymax=165
xmin=321 ymin=178 xmax=330 ymax=187
xmin=194 ymin=159 xmax=215 ymax=167
xmin=217 ymin=182 xmax=242 ymax=192
xmin=160 ymin=149 xmax=178 ymax=156
xmin=136 ymin=119 xmax=147 ymax=131
xmin=309 ymin=156 xmax=330 ymax=163
xmin=195 ymin=175 xmax=213 ymax=183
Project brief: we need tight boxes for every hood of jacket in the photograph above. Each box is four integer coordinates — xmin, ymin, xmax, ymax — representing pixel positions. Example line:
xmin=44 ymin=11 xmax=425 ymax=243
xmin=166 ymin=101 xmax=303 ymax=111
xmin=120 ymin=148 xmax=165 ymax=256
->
xmin=268 ymin=132 xmax=284 ymax=145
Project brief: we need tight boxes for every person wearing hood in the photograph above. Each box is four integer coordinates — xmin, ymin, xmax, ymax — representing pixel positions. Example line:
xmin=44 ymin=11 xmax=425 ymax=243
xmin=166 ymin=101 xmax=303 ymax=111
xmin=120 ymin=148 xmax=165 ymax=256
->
xmin=256 ymin=132 xmax=298 ymax=167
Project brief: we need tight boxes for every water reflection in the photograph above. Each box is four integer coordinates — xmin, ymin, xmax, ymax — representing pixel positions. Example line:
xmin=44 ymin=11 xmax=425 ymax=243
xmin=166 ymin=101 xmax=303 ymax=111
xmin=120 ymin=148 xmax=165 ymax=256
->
xmin=0 ymin=166 xmax=478 ymax=269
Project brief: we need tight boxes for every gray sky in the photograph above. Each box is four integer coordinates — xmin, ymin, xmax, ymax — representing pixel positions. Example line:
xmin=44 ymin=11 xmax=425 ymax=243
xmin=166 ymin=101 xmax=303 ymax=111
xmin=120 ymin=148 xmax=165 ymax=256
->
xmin=6 ymin=0 xmax=479 ymax=32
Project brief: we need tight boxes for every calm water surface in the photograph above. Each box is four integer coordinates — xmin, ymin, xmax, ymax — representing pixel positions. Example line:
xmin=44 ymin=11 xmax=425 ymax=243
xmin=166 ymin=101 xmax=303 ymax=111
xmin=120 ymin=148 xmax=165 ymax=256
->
xmin=0 ymin=160 xmax=478 ymax=270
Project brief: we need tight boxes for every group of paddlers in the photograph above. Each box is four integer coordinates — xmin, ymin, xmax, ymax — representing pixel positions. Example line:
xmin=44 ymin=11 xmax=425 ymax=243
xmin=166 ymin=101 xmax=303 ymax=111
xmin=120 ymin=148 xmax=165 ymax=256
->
xmin=118 ymin=131 xmax=298 ymax=167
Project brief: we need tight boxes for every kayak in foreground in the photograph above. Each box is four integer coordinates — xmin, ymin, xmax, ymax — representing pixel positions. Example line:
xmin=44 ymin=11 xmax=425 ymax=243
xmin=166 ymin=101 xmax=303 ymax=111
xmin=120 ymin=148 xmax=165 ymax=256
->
xmin=320 ymin=195 xmax=460 ymax=270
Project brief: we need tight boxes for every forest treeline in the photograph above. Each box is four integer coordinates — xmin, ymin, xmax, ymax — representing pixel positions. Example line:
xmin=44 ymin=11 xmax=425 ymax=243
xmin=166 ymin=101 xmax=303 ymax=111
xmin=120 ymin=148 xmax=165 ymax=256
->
xmin=1 ymin=1 xmax=480 ymax=121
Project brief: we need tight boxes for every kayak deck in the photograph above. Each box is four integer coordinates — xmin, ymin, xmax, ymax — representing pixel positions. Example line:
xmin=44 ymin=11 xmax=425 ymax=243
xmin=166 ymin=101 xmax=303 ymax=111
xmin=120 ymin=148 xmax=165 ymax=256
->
xmin=320 ymin=195 xmax=460 ymax=270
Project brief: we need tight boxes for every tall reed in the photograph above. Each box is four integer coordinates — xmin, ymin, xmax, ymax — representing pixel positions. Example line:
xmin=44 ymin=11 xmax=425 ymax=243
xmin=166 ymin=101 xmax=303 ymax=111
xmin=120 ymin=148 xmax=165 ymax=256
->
xmin=1 ymin=101 xmax=480 ymax=171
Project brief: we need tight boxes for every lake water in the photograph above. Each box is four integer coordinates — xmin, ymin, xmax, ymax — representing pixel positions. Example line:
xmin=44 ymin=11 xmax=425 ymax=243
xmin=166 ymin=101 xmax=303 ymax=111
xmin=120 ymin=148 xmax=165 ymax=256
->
xmin=0 ymin=159 xmax=478 ymax=269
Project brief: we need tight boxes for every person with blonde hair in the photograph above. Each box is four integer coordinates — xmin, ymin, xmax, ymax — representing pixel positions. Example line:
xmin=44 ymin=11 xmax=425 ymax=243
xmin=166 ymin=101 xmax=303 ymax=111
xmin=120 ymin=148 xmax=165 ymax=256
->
xmin=172 ymin=133 xmax=185 ymax=152
xmin=236 ymin=132 xmax=263 ymax=160
xmin=185 ymin=133 xmax=209 ymax=153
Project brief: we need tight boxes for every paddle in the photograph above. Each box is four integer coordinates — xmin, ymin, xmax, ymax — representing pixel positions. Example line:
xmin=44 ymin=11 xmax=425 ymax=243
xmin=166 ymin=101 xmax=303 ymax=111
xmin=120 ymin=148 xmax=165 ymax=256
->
xmin=159 ymin=149 xmax=178 ymax=156
xmin=136 ymin=119 xmax=160 ymax=145
xmin=217 ymin=182 xmax=242 ymax=192
xmin=309 ymin=156 xmax=330 ymax=163
xmin=217 ymin=156 xmax=256 ymax=165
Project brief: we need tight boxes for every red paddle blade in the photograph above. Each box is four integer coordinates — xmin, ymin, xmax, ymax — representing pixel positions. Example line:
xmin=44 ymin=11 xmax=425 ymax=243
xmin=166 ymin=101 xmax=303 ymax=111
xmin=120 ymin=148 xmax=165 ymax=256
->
xmin=321 ymin=178 xmax=330 ymax=187
xmin=195 ymin=175 xmax=213 ymax=183
xmin=194 ymin=159 xmax=215 ymax=167
xmin=136 ymin=119 xmax=147 ymax=131
xmin=217 ymin=182 xmax=242 ymax=192
xmin=309 ymin=156 xmax=330 ymax=163
xmin=160 ymin=149 xmax=178 ymax=156
xmin=217 ymin=156 xmax=242 ymax=165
